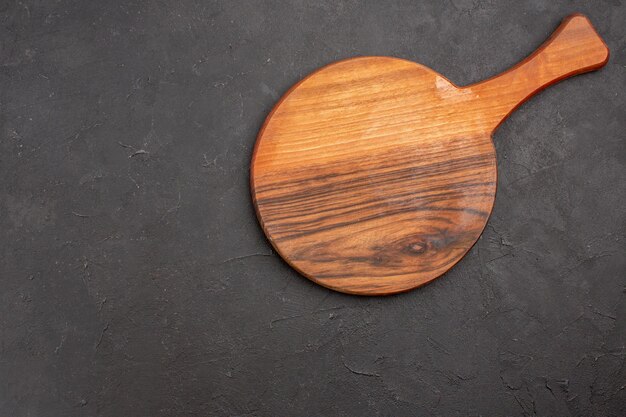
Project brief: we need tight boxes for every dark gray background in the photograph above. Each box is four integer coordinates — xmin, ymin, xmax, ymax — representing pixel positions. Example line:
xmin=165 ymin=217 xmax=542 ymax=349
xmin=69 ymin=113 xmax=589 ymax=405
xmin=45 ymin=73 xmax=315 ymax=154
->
xmin=1 ymin=0 xmax=625 ymax=416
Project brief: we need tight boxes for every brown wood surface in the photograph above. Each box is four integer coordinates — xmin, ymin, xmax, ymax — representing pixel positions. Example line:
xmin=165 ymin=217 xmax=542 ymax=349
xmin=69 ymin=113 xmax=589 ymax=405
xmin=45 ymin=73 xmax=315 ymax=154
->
xmin=250 ymin=14 xmax=609 ymax=295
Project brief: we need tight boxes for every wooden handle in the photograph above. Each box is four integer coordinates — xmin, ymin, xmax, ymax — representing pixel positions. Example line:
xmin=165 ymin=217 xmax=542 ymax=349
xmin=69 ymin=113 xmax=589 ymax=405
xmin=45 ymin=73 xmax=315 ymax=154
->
xmin=469 ymin=13 xmax=609 ymax=131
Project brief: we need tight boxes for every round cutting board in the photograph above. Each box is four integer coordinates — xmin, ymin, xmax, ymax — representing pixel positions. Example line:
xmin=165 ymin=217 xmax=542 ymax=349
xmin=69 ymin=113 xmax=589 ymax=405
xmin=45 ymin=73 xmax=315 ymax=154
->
xmin=250 ymin=14 xmax=609 ymax=295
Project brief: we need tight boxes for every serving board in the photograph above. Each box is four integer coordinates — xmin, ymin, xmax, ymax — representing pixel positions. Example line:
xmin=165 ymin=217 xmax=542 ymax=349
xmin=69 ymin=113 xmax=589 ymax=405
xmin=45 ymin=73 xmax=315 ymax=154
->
xmin=250 ymin=14 xmax=609 ymax=295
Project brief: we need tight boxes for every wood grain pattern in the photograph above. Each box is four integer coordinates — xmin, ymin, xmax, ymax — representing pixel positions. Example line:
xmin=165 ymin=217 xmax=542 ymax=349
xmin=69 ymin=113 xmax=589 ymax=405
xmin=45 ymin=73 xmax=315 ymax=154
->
xmin=250 ymin=14 xmax=609 ymax=295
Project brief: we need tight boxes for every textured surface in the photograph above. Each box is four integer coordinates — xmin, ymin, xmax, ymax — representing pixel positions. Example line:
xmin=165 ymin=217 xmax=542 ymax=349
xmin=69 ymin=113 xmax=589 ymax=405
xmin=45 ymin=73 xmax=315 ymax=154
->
xmin=1 ymin=1 xmax=625 ymax=416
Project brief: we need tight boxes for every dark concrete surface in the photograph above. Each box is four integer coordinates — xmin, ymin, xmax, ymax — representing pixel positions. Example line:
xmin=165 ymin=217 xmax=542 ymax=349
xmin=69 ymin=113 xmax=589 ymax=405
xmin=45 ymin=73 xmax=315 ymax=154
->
xmin=1 ymin=1 xmax=625 ymax=416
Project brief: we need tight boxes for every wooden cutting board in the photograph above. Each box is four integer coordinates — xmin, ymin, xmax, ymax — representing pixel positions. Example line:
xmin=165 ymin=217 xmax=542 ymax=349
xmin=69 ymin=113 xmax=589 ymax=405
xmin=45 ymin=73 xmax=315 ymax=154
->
xmin=250 ymin=14 xmax=609 ymax=295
